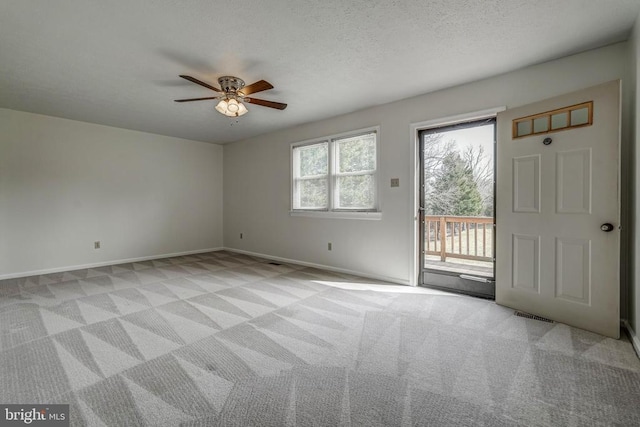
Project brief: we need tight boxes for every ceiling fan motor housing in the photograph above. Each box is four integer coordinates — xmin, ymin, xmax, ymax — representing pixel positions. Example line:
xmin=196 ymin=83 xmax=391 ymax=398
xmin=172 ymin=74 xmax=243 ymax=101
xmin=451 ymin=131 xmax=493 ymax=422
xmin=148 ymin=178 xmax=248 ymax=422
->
xmin=218 ymin=76 xmax=245 ymax=94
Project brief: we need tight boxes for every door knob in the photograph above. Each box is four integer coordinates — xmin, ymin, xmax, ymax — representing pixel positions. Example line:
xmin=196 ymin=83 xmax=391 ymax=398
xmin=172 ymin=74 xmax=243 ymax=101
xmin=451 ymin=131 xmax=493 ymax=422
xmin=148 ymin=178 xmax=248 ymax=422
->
xmin=600 ymin=223 xmax=614 ymax=232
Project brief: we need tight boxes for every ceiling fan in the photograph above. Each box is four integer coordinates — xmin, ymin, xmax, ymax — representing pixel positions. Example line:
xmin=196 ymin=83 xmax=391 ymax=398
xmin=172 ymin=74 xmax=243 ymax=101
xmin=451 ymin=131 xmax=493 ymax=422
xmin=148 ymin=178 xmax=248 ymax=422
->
xmin=175 ymin=75 xmax=287 ymax=117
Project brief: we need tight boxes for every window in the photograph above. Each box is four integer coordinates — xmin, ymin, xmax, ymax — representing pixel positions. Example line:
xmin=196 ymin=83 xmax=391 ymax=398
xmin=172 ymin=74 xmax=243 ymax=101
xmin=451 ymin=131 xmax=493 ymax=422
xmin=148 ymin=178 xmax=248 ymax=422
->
xmin=292 ymin=128 xmax=379 ymax=213
xmin=512 ymin=101 xmax=593 ymax=138
xmin=293 ymin=142 xmax=329 ymax=210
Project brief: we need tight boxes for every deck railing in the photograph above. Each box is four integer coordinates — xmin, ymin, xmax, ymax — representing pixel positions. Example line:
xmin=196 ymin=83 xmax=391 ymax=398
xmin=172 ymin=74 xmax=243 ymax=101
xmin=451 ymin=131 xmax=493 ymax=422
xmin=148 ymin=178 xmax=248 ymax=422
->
xmin=424 ymin=215 xmax=493 ymax=262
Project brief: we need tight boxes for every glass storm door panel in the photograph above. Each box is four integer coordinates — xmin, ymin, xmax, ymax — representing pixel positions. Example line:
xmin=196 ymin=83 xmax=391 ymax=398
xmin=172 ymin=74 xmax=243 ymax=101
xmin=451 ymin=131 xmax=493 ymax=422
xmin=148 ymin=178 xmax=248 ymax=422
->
xmin=419 ymin=118 xmax=496 ymax=298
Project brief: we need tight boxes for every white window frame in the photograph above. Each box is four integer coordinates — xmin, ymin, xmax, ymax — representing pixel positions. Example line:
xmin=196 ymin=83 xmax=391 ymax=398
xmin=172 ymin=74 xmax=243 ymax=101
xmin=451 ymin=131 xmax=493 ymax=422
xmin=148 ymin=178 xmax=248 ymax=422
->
xmin=291 ymin=126 xmax=381 ymax=219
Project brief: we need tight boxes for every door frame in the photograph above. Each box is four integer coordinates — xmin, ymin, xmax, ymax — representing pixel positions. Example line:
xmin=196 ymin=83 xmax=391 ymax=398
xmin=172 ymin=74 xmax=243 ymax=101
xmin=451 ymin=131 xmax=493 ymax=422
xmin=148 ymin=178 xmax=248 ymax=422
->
xmin=409 ymin=107 xmax=505 ymax=286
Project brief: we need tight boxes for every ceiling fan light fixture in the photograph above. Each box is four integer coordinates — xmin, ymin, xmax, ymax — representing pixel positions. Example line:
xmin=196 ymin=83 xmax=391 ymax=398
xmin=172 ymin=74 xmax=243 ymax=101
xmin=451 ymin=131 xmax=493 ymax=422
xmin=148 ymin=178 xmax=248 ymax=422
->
xmin=215 ymin=99 xmax=229 ymax=115
xmin=227 ymin=98 xmax=240 ymax=113
xmin=215 ymin=98 xmax=248 ymax=117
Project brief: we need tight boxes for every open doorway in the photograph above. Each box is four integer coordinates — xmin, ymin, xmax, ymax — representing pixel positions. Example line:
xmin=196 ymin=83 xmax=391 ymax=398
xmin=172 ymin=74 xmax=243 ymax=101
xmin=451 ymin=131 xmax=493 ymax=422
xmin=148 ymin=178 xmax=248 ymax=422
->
xmin=419 ymin=118 xmax=496 ymax=298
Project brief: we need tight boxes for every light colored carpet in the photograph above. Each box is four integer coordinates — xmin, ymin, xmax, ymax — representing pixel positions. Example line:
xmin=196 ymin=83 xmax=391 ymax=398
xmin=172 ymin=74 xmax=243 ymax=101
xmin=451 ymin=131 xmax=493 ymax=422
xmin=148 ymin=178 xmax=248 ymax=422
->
xmin=1 ymin=250 xmax=639 ymax=426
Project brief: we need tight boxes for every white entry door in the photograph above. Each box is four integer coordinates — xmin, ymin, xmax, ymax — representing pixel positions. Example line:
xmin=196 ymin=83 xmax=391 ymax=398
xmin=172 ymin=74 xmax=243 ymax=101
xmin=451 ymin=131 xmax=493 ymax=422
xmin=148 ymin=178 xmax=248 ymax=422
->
xmin=496 ymin=80 xmax=620 ymax=338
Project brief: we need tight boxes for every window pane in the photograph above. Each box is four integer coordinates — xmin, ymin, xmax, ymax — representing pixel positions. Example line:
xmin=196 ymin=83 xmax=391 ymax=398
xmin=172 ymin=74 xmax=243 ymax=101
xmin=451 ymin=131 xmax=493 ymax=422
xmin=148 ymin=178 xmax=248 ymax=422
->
xmin=551 ymin=112 xmax=568 ymax=130
xmin=516 ymin=120 xmax=532 ymax=137
xmin=337 ymin=133 xmax=376 ymax=173
xmin=336 ymin=174 xmax=375 ymax=209
xmin=533 ymin=117 xmax=548 ymax=133
xmin=298 ymin=143 xmax=327 ymax=177
xmin=570 ymin=107 xmax=589 ymax=126
xmin=298 ymin=178 xmax=328 ymax=209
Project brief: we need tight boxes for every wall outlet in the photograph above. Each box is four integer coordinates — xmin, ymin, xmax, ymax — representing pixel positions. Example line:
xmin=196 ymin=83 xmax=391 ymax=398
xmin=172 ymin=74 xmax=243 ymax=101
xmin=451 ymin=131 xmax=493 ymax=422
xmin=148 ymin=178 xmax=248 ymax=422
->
xmin=390 ymin=178 xmax=400 ymax=187
xmin=240 ymin=233 xmax=243 ymax=239
xmin=328 ymin=242 xmax=332 ymax=251
xmin=94 ymin=241 xmax=101 ymax=249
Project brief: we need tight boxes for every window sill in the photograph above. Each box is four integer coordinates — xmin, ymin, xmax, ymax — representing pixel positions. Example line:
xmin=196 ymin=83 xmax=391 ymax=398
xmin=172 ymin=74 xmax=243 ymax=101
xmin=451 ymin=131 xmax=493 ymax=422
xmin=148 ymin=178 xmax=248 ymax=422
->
xmin=289 ymin=211 xmax=382 ymax=220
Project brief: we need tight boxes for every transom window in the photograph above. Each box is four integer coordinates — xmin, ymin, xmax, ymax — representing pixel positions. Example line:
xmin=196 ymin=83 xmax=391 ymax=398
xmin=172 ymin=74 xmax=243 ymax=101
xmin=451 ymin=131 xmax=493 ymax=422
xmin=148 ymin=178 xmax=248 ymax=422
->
xmin=292 ymin=128 xmax=379 ymax=212
xmin=512 ymin=101 xmax=593 ymax=138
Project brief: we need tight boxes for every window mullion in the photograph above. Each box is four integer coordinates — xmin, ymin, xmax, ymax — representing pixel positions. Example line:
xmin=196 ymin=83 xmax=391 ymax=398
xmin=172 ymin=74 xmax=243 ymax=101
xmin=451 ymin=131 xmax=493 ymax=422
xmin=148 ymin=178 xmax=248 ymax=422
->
xmin=334 ymin=170 xmax=376 ymax=178
xmin=328 ymin=139 xmax=335 ymax=211
xmin=322 ymin=140 xmax=330 ymax=211
xmin=297 ymin=174 xmax=329 ymax=180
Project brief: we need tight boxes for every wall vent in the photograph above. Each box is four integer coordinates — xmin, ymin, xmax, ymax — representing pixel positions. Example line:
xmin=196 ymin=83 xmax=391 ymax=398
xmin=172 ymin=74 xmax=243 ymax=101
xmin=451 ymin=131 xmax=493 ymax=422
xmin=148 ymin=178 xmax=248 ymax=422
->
xmin=514 ymin=311 xmax=554 ymax=323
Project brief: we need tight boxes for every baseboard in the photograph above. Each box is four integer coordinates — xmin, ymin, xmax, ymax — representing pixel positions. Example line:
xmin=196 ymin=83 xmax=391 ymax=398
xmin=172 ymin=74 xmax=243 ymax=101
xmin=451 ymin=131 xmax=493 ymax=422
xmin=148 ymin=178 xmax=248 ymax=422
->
xmin=623 ymin=320 xmax=640 ymax=359
xmin=0 ymin=247 xmax=225 ymax=280
xmin=224 ymin=247 xmax=410 ymax=286
xmin=1 ymin=245 xmax=410 ymax=286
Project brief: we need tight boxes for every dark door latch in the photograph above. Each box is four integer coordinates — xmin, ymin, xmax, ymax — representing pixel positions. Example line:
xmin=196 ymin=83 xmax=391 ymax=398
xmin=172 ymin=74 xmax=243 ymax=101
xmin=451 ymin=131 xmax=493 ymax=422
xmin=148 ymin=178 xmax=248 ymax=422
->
xmin=600 ymin=223 xmax=614 ymax=232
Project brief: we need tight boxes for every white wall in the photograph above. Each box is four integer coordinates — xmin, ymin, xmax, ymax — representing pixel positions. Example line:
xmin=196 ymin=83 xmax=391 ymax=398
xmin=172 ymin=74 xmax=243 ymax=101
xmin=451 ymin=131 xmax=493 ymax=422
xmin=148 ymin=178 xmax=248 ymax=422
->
xmin=0 ymin=109 xmax=223 ymax=277
xmin=630 ymin=14 xmax=639 ymax=335
xmin=224 ymin=42 xmax=631 ymax=288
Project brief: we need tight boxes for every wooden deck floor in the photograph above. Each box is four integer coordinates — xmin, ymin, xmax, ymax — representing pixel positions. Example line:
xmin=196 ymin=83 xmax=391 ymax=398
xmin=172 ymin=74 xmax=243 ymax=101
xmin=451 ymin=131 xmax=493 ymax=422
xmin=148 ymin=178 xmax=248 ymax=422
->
xmin=424 ymin=256 xmax=493 ymax=278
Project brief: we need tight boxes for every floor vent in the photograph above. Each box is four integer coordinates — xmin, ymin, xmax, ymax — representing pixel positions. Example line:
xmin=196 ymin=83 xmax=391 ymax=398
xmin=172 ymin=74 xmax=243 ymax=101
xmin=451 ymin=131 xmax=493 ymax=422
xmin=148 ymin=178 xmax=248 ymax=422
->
xmin=514 ymin=311 xmax=554 ymax=323
xmin=268 ymin=262 xmax=282 ymax=266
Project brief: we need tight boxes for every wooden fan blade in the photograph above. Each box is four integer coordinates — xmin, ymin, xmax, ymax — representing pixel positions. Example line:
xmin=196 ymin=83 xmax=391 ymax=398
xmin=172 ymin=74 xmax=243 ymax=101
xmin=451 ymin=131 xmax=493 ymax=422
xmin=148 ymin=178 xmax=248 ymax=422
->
xmin=245 ymin=97 xmax=287 ymax=110
xmin=174 ymin=97 xmax=219 ymax=102
xmin=239 ymin=80 xmax=274 ymax=96
xmin=179 ymin=75 xmax=221 ymax=92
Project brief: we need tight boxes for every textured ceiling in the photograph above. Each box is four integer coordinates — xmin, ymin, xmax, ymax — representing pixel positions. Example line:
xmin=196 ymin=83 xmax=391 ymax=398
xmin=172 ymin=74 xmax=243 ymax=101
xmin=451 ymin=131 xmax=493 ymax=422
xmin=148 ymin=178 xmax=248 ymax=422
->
xmin=1 ymin=1 xmax=639 ymax=144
